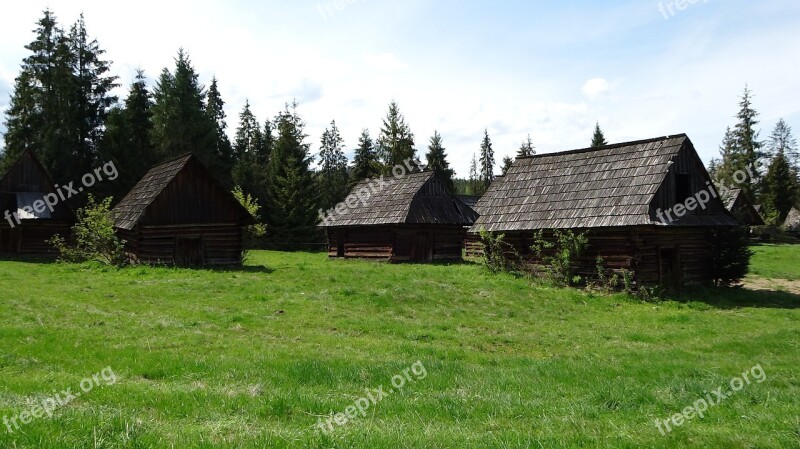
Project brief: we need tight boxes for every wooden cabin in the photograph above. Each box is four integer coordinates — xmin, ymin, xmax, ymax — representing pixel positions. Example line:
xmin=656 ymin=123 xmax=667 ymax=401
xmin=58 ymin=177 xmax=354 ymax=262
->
xmin=320 ymin=171 xmax=478 ymax=262
xmin=785 ymin=207 xmax=800 ymax=236
xmin=724 ymin=188 xmax=765 ymax=226
xmin=112 ymin=154 xmax=254 ymax=267
xmin=470 ymin=135 xmax=740 ymax=286
xmin=0 ymin=150 xmax=73 ymax=254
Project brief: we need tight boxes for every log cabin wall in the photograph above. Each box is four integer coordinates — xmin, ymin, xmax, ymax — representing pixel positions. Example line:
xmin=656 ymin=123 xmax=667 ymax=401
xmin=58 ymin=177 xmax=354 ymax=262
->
xmin=327 ymin=224 xmax=466 ymax=262
xmin=124 ymin=223 xmax=243 ymax=266
xmin=483 ymin=226 xmax=718 ymax=286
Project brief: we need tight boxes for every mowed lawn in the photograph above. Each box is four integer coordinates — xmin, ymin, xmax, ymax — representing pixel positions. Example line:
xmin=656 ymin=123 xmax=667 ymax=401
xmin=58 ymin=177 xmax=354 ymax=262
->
xmin=0 ymin=249 xmax=798 ymax=448
xmin=750 ymin=244 xmax=800 ymax=280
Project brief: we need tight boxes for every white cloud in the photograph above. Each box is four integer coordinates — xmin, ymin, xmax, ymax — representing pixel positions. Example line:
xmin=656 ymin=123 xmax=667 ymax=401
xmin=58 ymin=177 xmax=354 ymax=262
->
xmin=581 ymin=78 xmax=611 ymax=99
xmin=363 ymin=53 xmax=409 ymax=71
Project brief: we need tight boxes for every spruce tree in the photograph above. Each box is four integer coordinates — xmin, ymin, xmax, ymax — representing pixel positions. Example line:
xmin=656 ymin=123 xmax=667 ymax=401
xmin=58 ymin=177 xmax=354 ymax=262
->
xmin=591 ymin=122 xmax=607 ymax=148
xmin=150 ymin=49 xmax=216 ymax=165
xmin=767 ymin=119 xmax=798 ymax=168
xmin=351 ymin=129 xmax=380 ymax=185
xmin=518 ymin=134 xmax=535 ymax=157
xmin=732 ymin=86 xmax=763 ymax=199
xmin=377 ymin=101 xmax=415 ymax=172
xmin=469 ymin=153 xmax=479 ymax=195
xmin=425 ymin=130 xmax=455 ymax=193
xmin=479 ymin=129 xmax=495 ymax=192
xmin=501 ymin=156 xmax=514 ymax=176
xmin=265 ymin=102 xmax=318 ymax=248
xmin=317 ymin=120 xmax=349 ymax=211
xmin=205 ymin=77 xmax=234 ymax=186
xmin=763 ymin=151 xmax=797 ymax=222
xmin=231 ymin=101 xmax=267 ymax=209
xmin=99 ymin=69 xmax=154 ymax=199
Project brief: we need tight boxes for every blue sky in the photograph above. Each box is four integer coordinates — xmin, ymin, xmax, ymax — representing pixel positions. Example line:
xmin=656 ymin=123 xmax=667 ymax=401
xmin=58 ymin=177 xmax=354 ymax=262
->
xmin=1 ymin=0 xmax=799 ymax=176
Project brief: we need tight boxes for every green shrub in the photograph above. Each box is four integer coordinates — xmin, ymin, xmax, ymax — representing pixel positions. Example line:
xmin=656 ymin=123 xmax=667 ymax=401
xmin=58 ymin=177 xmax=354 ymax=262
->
xmin=49 ymin=195 xmax=126 ymax=266
xmin=710 ymin=227 xmax=753 ymax=286
xmin=232 ymin=186 xmax=266 ymax=262
xmin=478 ymin=228 xmax=521 ymax=273
xmin=531 ymin=230 xmax=589 ymax=286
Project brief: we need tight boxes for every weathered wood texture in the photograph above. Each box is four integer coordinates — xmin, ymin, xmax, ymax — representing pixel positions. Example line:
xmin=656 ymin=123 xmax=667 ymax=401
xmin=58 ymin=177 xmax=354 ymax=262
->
xmin=326 ymin=225 xmax=467 ymax=262
xmin=113 ymin=154 xmax=253 ymax=267
xmin=0 ymin=150 xmax=73 ymax=254
xmin=722 ymin=189 xmax=765 ymax=226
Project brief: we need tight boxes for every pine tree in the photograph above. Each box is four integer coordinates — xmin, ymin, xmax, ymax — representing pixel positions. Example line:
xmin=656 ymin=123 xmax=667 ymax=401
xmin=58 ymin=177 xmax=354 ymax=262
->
xmin=377 ymin=101 xmax=415 ymax=172
xmin=231 ymin=100 xmax=267 ymax=209
xmin=591 ymin=122 xmax=607 ymax=148
xmin=501 ymin=156 xmax=514 ymax=176
xmin=732 ymin=86 xmax=763 ymax=199
xmin=767 ymin=119 xmax=798 ymax=167
xmin=479 ymin=129 xmax=495 ymax=192
xmin=351 ymin=129 xmax=380 ymax=185
xmin=763 ymin=151 xmax=798 ymax=222
xmin=150 ymin=49 xmax=216 ymax=165
xmin=518 ymin=134 xmax=535 ymax=157
xmin=425 ymin=130 xmax=455 ymax=193
xmin=205 ymin=76 xmax=234 ymax=186
xmin=468 ymin=153 xmax=479 ymax=195
xmin=317 ymin=120 xmax=349 ymax=211
xmin=715 ymin=127 xmax=740 ymax=185
xmin=265 ymin=102 xmax=319 ymax=248
xmin=99 ymin=69 xmax=154 ymax=199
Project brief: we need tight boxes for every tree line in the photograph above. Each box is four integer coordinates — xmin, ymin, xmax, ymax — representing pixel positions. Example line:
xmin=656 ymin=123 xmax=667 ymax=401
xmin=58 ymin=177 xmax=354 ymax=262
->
xmin=709 ymin=86 xmax=800 ymax=224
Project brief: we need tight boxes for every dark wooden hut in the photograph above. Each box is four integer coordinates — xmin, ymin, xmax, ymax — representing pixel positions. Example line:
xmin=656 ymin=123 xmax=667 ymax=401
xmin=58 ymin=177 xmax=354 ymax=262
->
xmin=724 ymin=188 xmax=765 ymax=226
xmin=0 ymin=150 xmax=73 ymax=254
xmin=785 ymin=207 xmax=800 ymax=236
xmin=470 ymin=135 xmax=740 ymax=286
xmin=112 ymin=154 xmax=254 ymax=267
xmin=320 ymin=171 xmax=478 ymax=261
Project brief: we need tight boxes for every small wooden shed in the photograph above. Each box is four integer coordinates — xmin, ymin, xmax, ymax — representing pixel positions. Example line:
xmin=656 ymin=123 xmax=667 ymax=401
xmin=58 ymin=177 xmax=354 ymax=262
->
xmin=0 ymin=150 xmax=73 ymax=254
xmin=320 ymin=171 xmax=478 ymax=262
xmin=724 ymin=188 xmax=765 ymax=226
xmin=112 ymin=154 xmax=254 ymax=267
xmin=470 ymin=135 xmax=740 ymax=286
xmin=785 ymin=207 xmax=800 ymax=235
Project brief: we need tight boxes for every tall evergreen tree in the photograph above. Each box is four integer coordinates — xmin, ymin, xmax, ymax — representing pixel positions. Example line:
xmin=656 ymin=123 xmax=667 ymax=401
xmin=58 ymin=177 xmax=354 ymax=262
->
xmin=763 ymin=151 xmax=798 ymax=222
xmin=591 ymin=122 xmax=607 ymax=148
xmin=265 ymin=102 xmax=318 ymax=248
xmin=767 ymin=118 xmax=798 ymax=167
xmin=479 ymin=129 xmax=495 ymax=191
xmin=425 ymin=130 xmax=455 ymax=193
xmin=317 ymin=120 xmax=349 ymax=211
xmin=231 ymin=100 xmax=267 ymax=209
xmin=518 ymin=134 xmax=535 ymax=157
xmin=732 ymin=86 xmax=763 ymax=198
xmin=377 ymin=101 xmax=415 ymax=172
xmin=150 ymin=49 xmax=216 ymax=165
xmin=99 ymin=69 xmax=154 ymax=199
xmin=3 ymin=10 xmax=117 ymax=184
xmin=205 ymin=76 xmax=234 ymax=186
xmin=469 ymin=153 xmax=479 ymax=195
xmin=351 ymin=129 xmax=380 ymax=185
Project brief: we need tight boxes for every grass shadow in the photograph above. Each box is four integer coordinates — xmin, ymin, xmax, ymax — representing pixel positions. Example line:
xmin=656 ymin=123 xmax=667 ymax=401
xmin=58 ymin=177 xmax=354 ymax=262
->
xmin=664 ymin=285 xmax=800 ymax=310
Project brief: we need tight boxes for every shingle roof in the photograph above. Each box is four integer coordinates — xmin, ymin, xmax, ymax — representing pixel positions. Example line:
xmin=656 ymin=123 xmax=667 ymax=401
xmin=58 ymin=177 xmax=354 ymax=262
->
xmin=113 ymin=154 xmax=192 ymax=230
xmin=724 ymin=189 xmax=742 ymax=211
xmin=320 ymin=170 xmax=478 ymax=227
xmin=471 ymin=134 xmax=732 ymax=232
xmin=785 ymin=208 xmax=800 ymax=231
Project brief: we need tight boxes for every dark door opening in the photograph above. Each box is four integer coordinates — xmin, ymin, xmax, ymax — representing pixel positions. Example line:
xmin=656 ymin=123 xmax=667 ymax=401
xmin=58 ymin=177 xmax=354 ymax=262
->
xmin=659 ymin=247 xmax=682 ymax=286
xmin=175 ymin=236 xmax=203 ymax=267
xmin=411 ymin=232 xmax=433 ymax=262
xmin=336 ymin=230 xmax=345 ymax=258
xmin=0 ymin=227 xmax=20 ymax=253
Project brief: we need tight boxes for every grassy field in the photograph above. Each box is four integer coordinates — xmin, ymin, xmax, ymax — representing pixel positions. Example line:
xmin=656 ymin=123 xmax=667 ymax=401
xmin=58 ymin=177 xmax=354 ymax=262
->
xmin=750 ymin=244 xmax=800 ymax=280
xmin=0 ymin=248 xmax=798 ymax=448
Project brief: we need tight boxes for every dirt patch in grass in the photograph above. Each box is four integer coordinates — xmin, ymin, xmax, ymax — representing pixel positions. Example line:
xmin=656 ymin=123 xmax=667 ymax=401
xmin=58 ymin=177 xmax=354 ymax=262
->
xmin=743 ymin=276 xmax=800 ymax=295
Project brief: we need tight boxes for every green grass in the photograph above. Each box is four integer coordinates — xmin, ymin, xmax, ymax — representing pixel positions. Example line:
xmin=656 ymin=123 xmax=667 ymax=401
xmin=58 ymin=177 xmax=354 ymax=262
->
xmin=750 ymin=243 xmax=800 ymax=280
xmin=0 ymin=250 xmax=798 ymax=448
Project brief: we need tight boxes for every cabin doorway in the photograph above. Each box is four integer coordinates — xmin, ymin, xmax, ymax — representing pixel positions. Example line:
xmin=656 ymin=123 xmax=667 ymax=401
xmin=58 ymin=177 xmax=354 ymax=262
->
xmin=411 ymin=232 xmax=433 ymax=262
xmin=659 ymin=247 xmax=682 ymax=287
xmin=336 ymin=230 xmax=345 ymax=258
xmin=0 ymin=228 xmax=20 ymax=253
xmin=175 ymin=236 xmax=204 ymax=267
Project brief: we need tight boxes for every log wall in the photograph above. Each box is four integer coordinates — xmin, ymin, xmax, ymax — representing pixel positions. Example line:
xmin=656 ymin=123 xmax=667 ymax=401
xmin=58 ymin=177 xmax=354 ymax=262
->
xmin=327 ymin=225 xmax=466 ymax=262
xmin=121 ymin=223 xmax=243 ymax=267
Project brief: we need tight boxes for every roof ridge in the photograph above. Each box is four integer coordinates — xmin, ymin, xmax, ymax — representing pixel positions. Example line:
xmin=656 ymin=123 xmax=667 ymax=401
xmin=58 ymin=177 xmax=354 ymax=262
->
xmin=516 ymin=134 xmax=688 ymax=160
